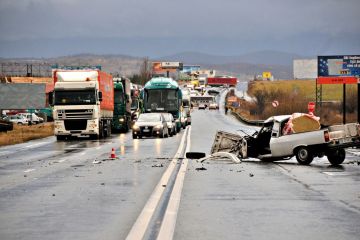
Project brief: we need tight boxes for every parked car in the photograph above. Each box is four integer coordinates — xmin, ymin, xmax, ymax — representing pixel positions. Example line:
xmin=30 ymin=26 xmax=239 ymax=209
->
xmin=198 ymin=103 xmax=206 ymax=110
xmin=0 ymin=116 xmax=13 ymax=132
xmin=162 ymin=113 xmax=176 ymax=136
xmin=18 ymin=113 xmax=41 ymax=125
xmin=209 ymin=102 xmax=219 ymax=110
xmin=7 ymin=115 xmax=29 ymax=125
xmin=132 ymin=113 xmax=169 ymax=139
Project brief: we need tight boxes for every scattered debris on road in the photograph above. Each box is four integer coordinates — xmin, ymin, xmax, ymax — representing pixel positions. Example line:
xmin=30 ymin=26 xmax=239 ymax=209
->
xmin=195 ymin=166 xmax=207 ymax=171
xmin=152 ymin=163 xmax=164 ymax=167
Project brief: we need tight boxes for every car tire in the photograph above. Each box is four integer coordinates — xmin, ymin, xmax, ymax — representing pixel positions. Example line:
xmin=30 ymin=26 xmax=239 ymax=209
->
xmin=132 ymin=134 xmax=137 ymax=139
xmin=326 ymin=149 xmax=345 ymax=166
xmin=295 ymin=147 xmax=313 ymax=165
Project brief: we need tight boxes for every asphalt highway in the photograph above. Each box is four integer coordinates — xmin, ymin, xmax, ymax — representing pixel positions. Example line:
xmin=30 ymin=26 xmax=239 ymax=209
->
xmin=0 ymin=102 xmax=359 ymax=240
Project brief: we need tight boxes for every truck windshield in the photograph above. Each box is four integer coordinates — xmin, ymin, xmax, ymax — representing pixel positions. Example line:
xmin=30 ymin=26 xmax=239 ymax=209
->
xmin=145 ymin=89 xmax=179 ymax=111
xmin=114 ymin=90 xmax=124 ymax=104
xmin=54 ymin=90 xmax=96 ymax=105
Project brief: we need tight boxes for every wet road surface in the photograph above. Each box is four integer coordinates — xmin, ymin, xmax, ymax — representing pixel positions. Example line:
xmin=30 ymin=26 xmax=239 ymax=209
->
xmin=0 ymin=99 xmax=360 ymax=240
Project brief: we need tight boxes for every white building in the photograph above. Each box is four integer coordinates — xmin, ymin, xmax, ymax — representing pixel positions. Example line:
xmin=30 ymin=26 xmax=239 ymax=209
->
xmin=293 ymin=59 xmax=317 ymax=79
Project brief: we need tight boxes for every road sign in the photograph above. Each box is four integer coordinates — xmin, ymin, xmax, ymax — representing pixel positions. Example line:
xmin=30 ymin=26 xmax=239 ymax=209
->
xmin=272 ymin=100 xmax=279 ymax=108
xmin=308 ymin=102 xmax=315 ymax=113
xmin=318 ymin=55 xmax=360 ymax=77
xmin=263 ymin=72 xmax=272 ymax=79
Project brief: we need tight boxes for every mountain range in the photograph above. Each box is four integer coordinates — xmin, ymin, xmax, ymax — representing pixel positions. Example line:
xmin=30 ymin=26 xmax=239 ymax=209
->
xmin=1 ymin=50 xmax=307 ymax=80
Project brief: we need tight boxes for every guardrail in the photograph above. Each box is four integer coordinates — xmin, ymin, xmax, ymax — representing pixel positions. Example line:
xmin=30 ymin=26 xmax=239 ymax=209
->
xmin=229 ymin=109 xmax=264 ymax=126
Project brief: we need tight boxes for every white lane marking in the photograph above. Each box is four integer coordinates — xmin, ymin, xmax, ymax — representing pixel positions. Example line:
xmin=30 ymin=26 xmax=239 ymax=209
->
xmin=126 ymin=127 xmax=189 ymax=240
xmin=96 ymin=147 xmax=101 ymax=150
xmin=323 ymin=171 xmax=350 ymax=176
xmin=58 ymin=159 xmax=67 ymax=163
xmin=24 ymin=168 xmax=36 ymax=173
xmin=157 ymin=126 xmax=191 ymax=240
xmin=80 ymin=152 xmax=86 ymax=156
xmin=25 ymin=141 xmax=51 ymax=148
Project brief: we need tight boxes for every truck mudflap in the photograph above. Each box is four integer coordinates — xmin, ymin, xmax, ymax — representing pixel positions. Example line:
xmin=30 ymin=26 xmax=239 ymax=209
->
xmin=211 ymin=131 xmax=248 ymax=158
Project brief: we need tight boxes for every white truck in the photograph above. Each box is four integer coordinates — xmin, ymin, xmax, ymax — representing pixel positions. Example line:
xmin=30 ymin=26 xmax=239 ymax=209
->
xmin=212 ymin=115 xmax=360 ymax=165
xmin=51 ymin=68 xmax=114 ymax=140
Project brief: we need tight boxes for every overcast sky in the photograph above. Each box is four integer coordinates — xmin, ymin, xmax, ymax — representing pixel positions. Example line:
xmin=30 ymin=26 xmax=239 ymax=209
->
xmin=0 ymin=0 xmax=359 ymax=58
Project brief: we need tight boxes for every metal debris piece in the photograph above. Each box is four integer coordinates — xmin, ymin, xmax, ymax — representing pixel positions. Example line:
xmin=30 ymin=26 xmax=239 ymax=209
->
xmin=152 ymin=163 xmax=164 ymax=168
xmin=198 ymin=152 xmax=241 ymax=164
xmin=195 ymin=167 xmax=207 ymax=171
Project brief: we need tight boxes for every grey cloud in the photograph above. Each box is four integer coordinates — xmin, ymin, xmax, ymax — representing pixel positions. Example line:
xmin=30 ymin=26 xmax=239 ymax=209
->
xmin=0 ymin=0 xmax=359 ymax=57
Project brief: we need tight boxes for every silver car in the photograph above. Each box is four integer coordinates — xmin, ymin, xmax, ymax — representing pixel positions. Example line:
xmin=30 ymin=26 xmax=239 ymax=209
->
xmin=132 ymin=113 xmax=169 ymax=139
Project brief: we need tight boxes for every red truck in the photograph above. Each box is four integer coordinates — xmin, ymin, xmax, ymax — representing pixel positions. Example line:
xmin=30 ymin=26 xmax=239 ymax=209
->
xmin=52 ymin=67 xmax=114 ymax=140
xmin=207 ymin=76 xmax=237 ymax=87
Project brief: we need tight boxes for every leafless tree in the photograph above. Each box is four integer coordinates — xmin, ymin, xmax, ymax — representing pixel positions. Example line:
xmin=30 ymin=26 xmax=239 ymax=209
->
xmin=139 ymin=57 xmax=151 ymax=85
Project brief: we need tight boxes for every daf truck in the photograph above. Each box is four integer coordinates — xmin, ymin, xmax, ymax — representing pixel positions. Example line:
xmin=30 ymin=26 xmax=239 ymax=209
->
xmin=52 ymin=67 xmax=114 ymax=140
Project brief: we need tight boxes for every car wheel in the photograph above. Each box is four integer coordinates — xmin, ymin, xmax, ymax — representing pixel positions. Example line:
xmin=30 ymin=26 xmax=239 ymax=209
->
xmin=17 ymin=122 xmax=23 ymax=125
xmin=295 ymin=147 xmax=313 ymax=165
xmin=327 ymin=149 xmax=345 ymax=166
xmin=132 ymin=134 xmax=137 ymax=139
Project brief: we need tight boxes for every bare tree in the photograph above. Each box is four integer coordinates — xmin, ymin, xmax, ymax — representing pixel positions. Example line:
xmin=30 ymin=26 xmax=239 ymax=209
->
xmin=139 ymin=57 xmax=151 ymax=85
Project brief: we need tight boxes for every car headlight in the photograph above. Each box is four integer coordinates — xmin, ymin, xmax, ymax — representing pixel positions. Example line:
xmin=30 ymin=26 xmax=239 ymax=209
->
xmin=132 ymin=124 xmax=140 ymax=130
xmin=119 ymin=118 xmax=125 ymax=123
xmin=154 ymin=125 xmax=163 ymax=130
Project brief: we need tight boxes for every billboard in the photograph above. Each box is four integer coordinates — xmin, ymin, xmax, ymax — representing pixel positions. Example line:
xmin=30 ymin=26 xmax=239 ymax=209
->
xmin=0 ymin=83 xmax=46 ymax=109
xmin=293 ymin=59 xmax=317 ymax=79
xmin=181 ymin=65 xmax=201 ymax=74
xmin=262 ymin=72 xmax=272 ymax=79
xmin=318 ymin=55 xmax=360 ymax=77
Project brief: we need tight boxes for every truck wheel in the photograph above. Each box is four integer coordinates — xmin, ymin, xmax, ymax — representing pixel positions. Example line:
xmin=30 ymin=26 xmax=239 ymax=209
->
xmin=295 ymin=147 xmax=313 ymax=165
xmin=327 ymin=149 xmax=346 ymax=166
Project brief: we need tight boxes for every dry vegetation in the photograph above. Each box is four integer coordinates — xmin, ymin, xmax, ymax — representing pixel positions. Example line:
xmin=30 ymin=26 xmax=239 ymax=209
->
xmin=231 ymin=80 xmax=358 ymax=125
xmin=0 ymin=123 xmax=54 ymax=147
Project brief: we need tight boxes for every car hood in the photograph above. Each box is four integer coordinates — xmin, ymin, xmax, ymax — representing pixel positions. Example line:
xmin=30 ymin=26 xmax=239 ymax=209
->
xmin=135 ymin=121 xmax=162 ymax=127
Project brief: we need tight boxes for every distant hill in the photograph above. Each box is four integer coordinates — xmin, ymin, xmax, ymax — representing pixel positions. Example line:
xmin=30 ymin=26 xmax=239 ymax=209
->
xmin=0 ymin=51 xmax=297 ymax=79
xmin=0 ymin=54 xmax=144 ymax=77
xmin=160 ymin=50 xmax=304 ymax=66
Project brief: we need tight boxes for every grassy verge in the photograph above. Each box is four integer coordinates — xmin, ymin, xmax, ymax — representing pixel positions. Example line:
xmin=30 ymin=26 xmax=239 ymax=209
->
xmin=228 ymin=80 xmax=358 ymax=125
xmin=0 ymin=123 xmax=54 ymax=147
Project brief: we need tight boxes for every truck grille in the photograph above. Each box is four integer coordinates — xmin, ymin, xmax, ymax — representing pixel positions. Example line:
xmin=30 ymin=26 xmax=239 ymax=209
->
xmin=64 ymin=120 xmax=87 ymax=130
xmin=58 ymin=109 xmax=93 ymax=120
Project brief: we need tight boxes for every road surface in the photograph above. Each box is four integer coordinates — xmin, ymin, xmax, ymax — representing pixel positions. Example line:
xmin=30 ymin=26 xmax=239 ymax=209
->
xmin=0 ymin=98 xmax=359 ymax=240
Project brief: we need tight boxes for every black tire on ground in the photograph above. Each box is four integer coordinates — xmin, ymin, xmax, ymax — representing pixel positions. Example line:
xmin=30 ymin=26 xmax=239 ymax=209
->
xmin=295 ymin=147 xmax=314 ymax=165
xmin=56 ymin=135 xmax=66 ymax=141
xmin=327 ymin=149 xmax=346 ymax=166
xmin=132 ymin=134 xmax=137 ymax=139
